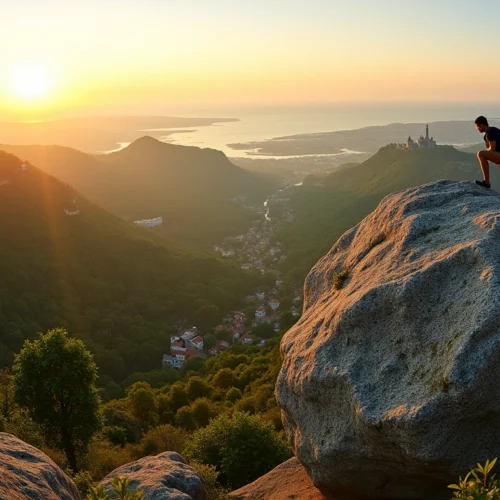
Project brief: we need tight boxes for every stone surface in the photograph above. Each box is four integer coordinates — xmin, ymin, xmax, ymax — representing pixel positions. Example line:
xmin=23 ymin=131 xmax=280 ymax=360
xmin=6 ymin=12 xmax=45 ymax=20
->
xmin=99 ymin=451 xmax=207 ymax=500
xmin=276 ymin=181 xmax=500 ymax=499
xmin=0 ymin=432 xmax=80 ymax=500
xmin=230 ymin=457 xmax=325 ymax=500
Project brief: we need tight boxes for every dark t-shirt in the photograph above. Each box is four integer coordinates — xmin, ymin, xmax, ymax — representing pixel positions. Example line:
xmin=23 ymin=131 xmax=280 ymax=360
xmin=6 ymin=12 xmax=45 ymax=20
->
xmin=485 ymin=127 xmax=500 ymax=151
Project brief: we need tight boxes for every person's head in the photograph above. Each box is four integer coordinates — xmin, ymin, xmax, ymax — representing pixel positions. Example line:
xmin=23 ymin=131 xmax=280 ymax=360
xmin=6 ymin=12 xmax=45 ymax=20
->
xmin=475 ymin=116 xmax=489 ymax=133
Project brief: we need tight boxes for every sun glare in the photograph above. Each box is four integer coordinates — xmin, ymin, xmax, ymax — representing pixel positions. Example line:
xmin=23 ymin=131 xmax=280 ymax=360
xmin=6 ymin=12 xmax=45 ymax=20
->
xmin=9 ymin=63 xmax=52 ymax=101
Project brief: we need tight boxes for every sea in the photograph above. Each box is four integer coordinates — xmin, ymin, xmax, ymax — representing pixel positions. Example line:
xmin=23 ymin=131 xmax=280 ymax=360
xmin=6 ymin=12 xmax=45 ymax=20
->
xmin=139 ymin=102 xmax=500 ymax=158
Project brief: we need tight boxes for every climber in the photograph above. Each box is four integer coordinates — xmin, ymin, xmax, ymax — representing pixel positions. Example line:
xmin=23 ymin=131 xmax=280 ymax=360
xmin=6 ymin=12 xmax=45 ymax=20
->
xmin=474 ymin=116 xmax=500 ymax=188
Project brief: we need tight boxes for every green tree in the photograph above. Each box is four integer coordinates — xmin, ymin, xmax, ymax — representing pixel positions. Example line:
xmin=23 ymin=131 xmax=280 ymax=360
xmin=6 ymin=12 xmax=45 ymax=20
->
xmin=187 ymin=376 xmax=213 ymax=400
xmin=193 ymin=304 xmax=221 ymax=331
xmin=191 ymin=398 xmax=217 ymax=427
xmin=0 ymin=369 xmax=15 ymax=422
xmin=279 ymin=311 xmax=296 ymax=332
xmin=126 ymin=382 xmax=158 ymax=429
xmin=226 ymin=387 xmax=243 ymax=403
xmin=168 ymin=382 xmax=189 ymax=412
xmin=203 ymin=334 xmax=217 ymax=352
xmin=185 ymin=412 xmax=290 ymax=488
xmin=212 ymin=368 xmax=236 ymax=389
xmin=215 ymin=329 xmax=232 ymax=343
xmin=13 ymin=328 xmax=103 ymax=471
xmin=175 ymin=406 xmax=197 ymax=430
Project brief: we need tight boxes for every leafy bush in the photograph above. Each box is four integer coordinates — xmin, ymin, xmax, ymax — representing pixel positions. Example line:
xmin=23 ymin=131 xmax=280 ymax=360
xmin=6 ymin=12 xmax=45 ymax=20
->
xmin=184 ymin=411 xmax=291 ymax=488
xmin=136 ymin=424 xmax=186 ymax=457
xmin=190 ymin=461 xmax=230 ymax=500
xmin=72 ymin=470 xmax=94 ymax=497
xmin=87 ymin=477 xmax=144 ymax=500
xmin=449 ymin=459 xmax=500 ymax=499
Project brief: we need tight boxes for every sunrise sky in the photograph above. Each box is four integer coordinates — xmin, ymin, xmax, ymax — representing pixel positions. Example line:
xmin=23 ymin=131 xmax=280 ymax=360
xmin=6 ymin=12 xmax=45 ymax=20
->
xmin=1 ymin=0 xmax=498 ymax=119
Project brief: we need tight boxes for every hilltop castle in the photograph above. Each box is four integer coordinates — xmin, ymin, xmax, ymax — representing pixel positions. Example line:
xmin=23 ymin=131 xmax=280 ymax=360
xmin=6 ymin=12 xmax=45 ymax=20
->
xmin=404 ymin=125 xmax=436 ymax=150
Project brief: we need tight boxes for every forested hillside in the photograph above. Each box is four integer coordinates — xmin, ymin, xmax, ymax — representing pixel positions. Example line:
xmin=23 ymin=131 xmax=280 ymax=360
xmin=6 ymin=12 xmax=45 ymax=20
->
xmin=279 ymin=145 xmax=497 ymax=281
xmin=0 ymin=150 xmax=264 ymax=392
xmin=1 ymin=138 xmax=276 ymax=249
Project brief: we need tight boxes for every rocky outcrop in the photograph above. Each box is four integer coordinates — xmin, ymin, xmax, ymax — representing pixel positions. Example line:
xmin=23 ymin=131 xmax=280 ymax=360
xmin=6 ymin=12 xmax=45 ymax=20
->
xmin=0 ymin=432 xmax=80 ymax=500
xmin=230 ymin=457 xmax=325 ymax=500
xmin=276 ymin=181 xmax=500 ymax=499
xmin=99 ymin=451 xmax=207 ymax=500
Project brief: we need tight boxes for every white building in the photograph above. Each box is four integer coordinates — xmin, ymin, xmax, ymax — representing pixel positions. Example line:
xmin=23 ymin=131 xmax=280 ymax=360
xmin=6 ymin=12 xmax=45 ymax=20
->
xmin=182 ymin=327 xmax=199 ymax=341
xmin=190 ymin=336 xmax=204 ymax=350
xmin=134 ymin=216 xmax=163 ymax=228
xmin=270 ymin=299 xmax=280 ymax=311
xmin=256 ymin=292 xmax=266 ymax=301
xmin=162 ymin=353 xmax=184 ymax=369
xmin=64 ymin=209 xmax=80 ymax=216
xmin=255 ymin=306 xmax=266 ymax=320
xmin=240 ymin=334 xmax=255 ymax=345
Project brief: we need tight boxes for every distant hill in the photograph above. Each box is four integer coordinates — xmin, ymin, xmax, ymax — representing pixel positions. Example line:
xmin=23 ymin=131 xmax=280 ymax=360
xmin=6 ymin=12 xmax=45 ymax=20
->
xmin=0 ymin=150 xmax=263 ymax=392
xmin=279 ymin=145 xmax=497 ymax=281
xmin=1 ymin=138 xmax=275 ymax=249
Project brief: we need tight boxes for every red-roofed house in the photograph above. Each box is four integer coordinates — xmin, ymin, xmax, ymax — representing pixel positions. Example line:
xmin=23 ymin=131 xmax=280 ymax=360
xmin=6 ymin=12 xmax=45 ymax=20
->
xmin=191 ymin=336 xmax=204 ymax=350
xmin=240 ymin=334 xmax=255 ymax=345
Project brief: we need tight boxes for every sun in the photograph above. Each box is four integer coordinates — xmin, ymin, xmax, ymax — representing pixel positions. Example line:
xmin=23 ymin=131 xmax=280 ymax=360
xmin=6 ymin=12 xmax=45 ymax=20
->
xmin=9 ymin=62 xmax=52 ymax=101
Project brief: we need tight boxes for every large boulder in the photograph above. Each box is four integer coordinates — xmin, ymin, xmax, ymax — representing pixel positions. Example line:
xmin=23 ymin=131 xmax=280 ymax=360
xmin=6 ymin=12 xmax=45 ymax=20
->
xmin=0 ymin=432 xmax=80 ymax=500
xmin=230 ymin=457 xmax=325 ymax=500
xmin=276 ymin=180 xmax=500 ymax=499
xmin=99 ymin=451 xmax=207 ymax=500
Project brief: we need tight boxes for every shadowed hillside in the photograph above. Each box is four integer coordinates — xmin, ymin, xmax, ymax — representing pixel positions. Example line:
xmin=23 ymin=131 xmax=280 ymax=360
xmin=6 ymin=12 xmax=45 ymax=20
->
xmin=0 ymin=150 xmax=264 ymax=392
xmin=1 ymin=138 xmax=276 ymax=249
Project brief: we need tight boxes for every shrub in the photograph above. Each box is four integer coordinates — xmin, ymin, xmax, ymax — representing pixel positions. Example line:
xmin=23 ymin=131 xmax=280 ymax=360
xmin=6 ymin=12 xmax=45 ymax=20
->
xmin=103 ymin=426 xmax=128 ymax=447
xmin=333 ymin=269 xmax=349 ymax=290
xmin=184 ymin=411 xmax=291 ymax=488
xmin=72 ymin=470 xmax=94 ymax=497
xmin=86 ymin=477 xmax=144 ymax=500
xmin=449 ymin=459 xmax=500 ymax=499
xmin=226 ymin=387 xmax=242 ymax=403
xmin=85 ymin=438 xmax=133 ymax=481
xmin=190 ymin=461 xmax=230 ymax=500
xmin=137 ymin=424 xmax=186 ymax=457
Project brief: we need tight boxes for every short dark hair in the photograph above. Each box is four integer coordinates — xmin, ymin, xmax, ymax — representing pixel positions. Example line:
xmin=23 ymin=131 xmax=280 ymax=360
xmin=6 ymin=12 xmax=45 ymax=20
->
xmin=475 ymin=116 xmax=489 ymax=126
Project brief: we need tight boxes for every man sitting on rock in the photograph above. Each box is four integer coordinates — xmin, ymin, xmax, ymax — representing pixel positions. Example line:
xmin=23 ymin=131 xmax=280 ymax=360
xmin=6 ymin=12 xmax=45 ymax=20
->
xmin=475 ymin=116 xmax=500 ymax=188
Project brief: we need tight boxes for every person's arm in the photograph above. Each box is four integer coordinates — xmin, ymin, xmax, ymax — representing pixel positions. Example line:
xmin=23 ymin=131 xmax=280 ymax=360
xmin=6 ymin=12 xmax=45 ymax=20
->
xmin=489 ymin=139 xmax=497 ymax=151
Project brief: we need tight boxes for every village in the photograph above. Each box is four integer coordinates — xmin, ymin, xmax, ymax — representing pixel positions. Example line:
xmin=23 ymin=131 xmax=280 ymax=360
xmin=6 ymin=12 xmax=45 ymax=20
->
xmin=162 ymin=187 xmax=302 ymax=369
xmin=162 ymin=284 xmax=303 ymax=369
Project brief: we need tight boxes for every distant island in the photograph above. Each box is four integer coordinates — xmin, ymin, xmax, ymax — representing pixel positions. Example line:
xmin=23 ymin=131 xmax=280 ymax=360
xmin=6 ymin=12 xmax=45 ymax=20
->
xmin=228 ymin=120 xmax=496 ymax=157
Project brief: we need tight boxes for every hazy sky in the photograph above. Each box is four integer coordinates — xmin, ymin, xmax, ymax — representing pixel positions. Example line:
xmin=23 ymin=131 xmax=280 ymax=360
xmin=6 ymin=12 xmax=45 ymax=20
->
xmin=1 ymin=0 xmax=498 ymax=118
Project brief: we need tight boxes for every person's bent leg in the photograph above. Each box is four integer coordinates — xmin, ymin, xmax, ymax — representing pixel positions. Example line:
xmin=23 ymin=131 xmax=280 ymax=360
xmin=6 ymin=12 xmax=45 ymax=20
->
xmin=477 ymin=150 xmax=491 ymax=187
